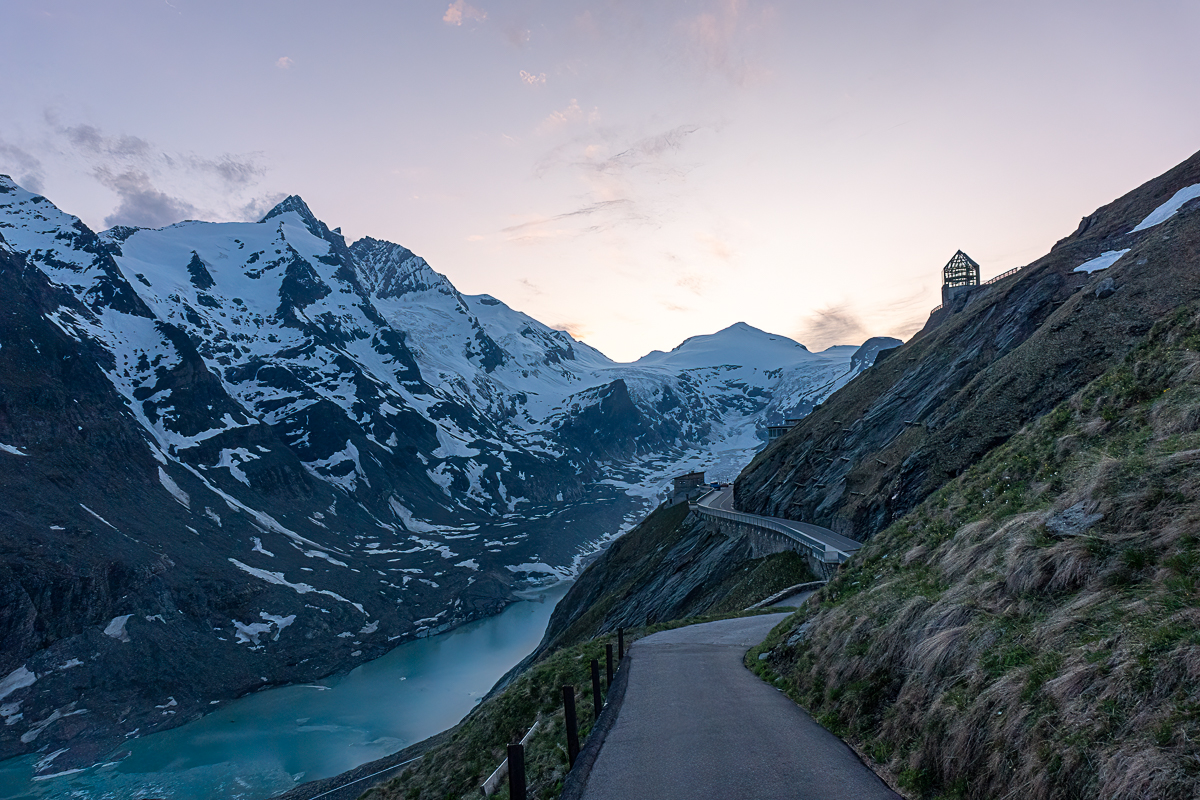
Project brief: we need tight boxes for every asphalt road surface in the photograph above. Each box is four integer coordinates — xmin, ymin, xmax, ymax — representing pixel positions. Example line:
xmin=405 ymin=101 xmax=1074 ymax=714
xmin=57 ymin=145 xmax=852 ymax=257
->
xmin=580 ymin=614 xmax=900 ymax=800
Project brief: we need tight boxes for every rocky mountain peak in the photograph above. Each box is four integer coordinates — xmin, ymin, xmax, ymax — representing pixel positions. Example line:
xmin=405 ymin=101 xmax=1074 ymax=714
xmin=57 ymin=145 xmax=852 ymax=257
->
xmin=261 ymin=194 xmax=317 ymax=225
xmin=350 ymin=236 xmax=459 ymax=301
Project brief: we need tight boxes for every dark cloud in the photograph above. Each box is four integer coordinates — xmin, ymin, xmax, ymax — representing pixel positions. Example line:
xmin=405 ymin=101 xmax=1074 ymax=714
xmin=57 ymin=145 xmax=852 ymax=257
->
xmin=29 ymin=118 xmax=273 ymax=225
xmin=184 ymin=154 xmax=265 ymax=188
xmin=795 ymin=303 xmax=868 ymax=349
xmin=96 ymin=168 xmax=199 ymax=229
xmin=0 ymin=142 xmax=45 ymax=193
xmin=236 ymin=192 xmax=290 ymax=222
xmin=64 ymin=124 xmax=153 ymax=159
xmin=797 ymin=288 xmax=934 ymax=349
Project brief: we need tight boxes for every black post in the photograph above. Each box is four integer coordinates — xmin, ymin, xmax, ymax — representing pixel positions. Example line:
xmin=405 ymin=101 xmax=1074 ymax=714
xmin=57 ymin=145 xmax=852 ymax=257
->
xmin=605 ymin=643 xmax=614 ymax=688
xmin=591 ymin=658 xmax=603 ymax=719
xmin=507 ymin=743 xmax=527 ymax=800
xmin=618 ymin=627 xmax=625 ymax=660
xmin=563 ymin=685 xmax=580 ymax=767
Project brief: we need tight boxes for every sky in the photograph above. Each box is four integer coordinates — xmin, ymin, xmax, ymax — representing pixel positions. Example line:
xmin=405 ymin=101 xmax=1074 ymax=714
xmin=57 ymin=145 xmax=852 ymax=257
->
xmin=2 ymin=1 xmax=1198 ymax=362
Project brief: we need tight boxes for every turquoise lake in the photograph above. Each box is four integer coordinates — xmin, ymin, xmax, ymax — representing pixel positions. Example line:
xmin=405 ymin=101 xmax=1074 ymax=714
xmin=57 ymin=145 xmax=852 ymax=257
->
xmin=0 ymin=582 xmax=569 ymax=800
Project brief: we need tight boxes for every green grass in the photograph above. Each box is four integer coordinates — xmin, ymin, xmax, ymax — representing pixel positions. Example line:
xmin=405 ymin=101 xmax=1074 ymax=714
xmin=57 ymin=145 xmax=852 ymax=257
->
xmin=744 ymin=301 xmax=1200 ymax=800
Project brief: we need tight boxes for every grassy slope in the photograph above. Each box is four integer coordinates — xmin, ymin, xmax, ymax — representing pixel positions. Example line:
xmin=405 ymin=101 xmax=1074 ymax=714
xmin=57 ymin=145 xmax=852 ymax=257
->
xmin=749 ymin=303 xmax=1200 ymax=799
xmin=361 ymin=505 xmax=811 ymax=800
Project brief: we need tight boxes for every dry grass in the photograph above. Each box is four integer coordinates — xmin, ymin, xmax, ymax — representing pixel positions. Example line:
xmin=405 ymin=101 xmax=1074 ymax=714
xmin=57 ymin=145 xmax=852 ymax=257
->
xmin=749 ymin=304 xmax=1200 ymax=800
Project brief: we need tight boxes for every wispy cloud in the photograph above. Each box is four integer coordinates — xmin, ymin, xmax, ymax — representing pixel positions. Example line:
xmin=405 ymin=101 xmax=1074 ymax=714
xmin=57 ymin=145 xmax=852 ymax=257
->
xmin=541 ymin=124 xmax=700 ymax=179
xmin=276 ymin=56 xmax=294 ymax=69
xmin=64 ymin=124 xmax=152 ymax=159
xmin=797 ymin=288 xmax=931 ymax=349
xmin=511 ymin=123 xmax=707 ymax=245
xmin=12 ymin=116 xmax=278 ymax=229
xmin=676 ymin=271 xmax=708 ymax=296
xmin=500 ymin=199 xmax=646 ymax=243
xmin=505 ymin=27 xmax=531 ymax=47
xmin=551 ymin=321 xmax=591 ymax=340
xmin=519 ymin=69 xmax=546 ymax=86
xmin=796 ymin=303 xmax=868 ymax=349
xmin=95 ymin=167 xmax=199 ymax=229
xmin=537 ymin=99 xmax=595 ymax=134
xmin=681 ymin=0 xmax=773 ymax=87
xmin=696 ymin=232 xmax=733 ymax=261
xmin=443 ymin=0 xmax=486 ymax=26
xmin=0 ymin=141 xmax=45 ymax=193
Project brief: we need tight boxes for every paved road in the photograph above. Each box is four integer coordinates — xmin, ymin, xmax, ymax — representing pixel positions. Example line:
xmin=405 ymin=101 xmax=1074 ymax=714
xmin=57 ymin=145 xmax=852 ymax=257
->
xmin=581 ymin=614 xmax=899 ymax=800
xmin=697 ymin=488 xmax=863 ymax=556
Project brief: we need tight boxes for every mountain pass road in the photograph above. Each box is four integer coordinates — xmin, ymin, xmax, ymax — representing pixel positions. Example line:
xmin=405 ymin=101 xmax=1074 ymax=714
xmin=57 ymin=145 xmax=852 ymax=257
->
xmin=580 ymin=613 xmax=899 ymax=799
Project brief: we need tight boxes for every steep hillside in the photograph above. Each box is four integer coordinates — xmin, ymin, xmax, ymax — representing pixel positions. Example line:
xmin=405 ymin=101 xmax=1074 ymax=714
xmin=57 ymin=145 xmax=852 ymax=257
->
xmin=536 ymin=502 xmax=815 ymax=657
xmin=754 ymin=300 xmax=1200 ymax=799
xmin=736 ymin=148 xmax=1200 ymax=542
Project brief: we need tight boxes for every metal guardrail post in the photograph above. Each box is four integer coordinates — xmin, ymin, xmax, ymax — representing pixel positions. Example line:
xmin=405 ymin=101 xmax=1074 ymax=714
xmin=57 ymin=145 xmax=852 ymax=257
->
xmin=591 ymin=659 xmax=603 ymax=719
xmin=507 ymin=743 xmax=527 ymax=800
xmin=605 ymin=644 xmax=614 ymax=688
xmin=563 ymin=685 xmax=580 ymax=767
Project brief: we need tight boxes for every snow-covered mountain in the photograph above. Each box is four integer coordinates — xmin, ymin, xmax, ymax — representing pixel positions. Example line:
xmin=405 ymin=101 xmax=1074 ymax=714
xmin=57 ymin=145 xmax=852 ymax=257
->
xmin=0 ymin=175 xmax=897 ymax=770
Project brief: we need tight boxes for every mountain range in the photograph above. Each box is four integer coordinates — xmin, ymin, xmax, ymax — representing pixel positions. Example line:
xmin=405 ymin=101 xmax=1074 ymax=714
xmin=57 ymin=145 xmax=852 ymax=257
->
xmin=0 ymin=176 xmax=897 ymax=770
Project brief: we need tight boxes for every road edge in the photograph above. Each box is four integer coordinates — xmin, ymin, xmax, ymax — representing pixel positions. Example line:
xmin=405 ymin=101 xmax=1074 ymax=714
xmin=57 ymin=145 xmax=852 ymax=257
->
xmin=558 ymin=650 xmax=633 ymax=800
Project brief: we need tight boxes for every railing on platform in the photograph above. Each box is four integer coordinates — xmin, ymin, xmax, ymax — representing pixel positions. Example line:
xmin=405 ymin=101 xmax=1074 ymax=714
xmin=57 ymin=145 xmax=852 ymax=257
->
xmin=929 ymin=266 xmax=1023 ymax=315
xmin=983 ymin=265 xmax=1021 ymax=285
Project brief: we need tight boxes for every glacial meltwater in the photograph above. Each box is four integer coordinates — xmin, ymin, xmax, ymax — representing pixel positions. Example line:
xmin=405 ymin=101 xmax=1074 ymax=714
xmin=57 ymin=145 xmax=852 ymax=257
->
xmin=0 ymin=582 xmax=569 ymax=800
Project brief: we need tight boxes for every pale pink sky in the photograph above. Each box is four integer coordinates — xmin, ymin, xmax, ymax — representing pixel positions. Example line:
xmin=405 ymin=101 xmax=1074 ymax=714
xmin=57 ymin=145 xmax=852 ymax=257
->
xmin=2 ymin=0 xmax=1198 ymax=360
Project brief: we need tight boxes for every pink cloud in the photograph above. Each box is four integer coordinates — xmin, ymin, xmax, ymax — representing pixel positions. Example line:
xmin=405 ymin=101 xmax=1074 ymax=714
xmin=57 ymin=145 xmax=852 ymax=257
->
xmin=443 ymin=0 xmax=486 ymax=26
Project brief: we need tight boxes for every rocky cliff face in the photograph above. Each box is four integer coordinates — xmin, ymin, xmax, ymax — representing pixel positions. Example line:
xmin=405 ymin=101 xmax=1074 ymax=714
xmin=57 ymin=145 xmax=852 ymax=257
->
xmin=736 ymin=148 xmax=1200 ymax=542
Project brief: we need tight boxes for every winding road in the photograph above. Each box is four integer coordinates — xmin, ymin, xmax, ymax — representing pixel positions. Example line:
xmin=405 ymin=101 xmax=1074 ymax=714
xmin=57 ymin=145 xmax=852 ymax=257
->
xmin=697 ymin=487 xmax=863 ymax=557
xmin=579 ymin=613 xmax=899 ymax=800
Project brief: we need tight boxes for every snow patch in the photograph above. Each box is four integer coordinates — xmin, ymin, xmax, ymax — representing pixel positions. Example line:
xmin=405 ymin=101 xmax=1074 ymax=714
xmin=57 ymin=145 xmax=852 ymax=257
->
xmin=506 ymin=562 xmax=572 ymax=579
xmin=0 ymin=666 xmax=36 ymax=702
xmin=158 ymin=467 xmax=189 ymax=508
xmin=228 ymin=559 xmax=365 ymax=614
xmin=0 ymin=443 xmax=28 ymax=456
xmin=103 ymin=614 xmax=132 ymax=642
xmin=79 ymin=504 xmax=119 ymax=531
xmin=1131 ymin=184 xmax=1200 ymax=232
xmin=389 ymin=497 xmax=440 ymax=533
xmin=455 ymin=559 xmax=480 ymax=571
xmin=1074 ymin=249 xmax=1130 ymax=274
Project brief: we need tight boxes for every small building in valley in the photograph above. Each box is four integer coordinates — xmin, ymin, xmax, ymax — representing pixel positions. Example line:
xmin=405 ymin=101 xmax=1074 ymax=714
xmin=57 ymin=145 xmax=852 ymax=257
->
xmin=766 ymin=418 xmax=804 ymax=442
xmin=673 ymin=471 xmax=707 ymax=495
